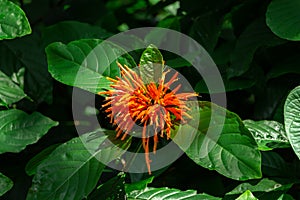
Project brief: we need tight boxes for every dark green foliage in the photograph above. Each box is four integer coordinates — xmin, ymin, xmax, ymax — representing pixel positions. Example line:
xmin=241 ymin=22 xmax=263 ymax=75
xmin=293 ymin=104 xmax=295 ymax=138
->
xmin=0 ymin=0 xmax=300 ymax=199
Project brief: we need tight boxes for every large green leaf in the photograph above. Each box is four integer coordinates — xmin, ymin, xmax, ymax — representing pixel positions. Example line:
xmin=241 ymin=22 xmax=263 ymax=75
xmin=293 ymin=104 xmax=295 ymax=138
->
xmin=284 ymin=86 xmax=300 ymax=160
xmin=236 ymin=190 xmax=258 ymax=200
xmin=266 ymin=0 xmax=300 ymax=41
xmin=0 ymin=109 xmax=58 ymax=154
xmin=25 ymin=144 xmax=61 ymax=176
xmin=0 ymin=70 xmax=26 ymax=106
xmin=27 ymin=130 xmax=131 ymax=200
xmin=174 ymin=101 xmax=261 ymax=180
xmin=139 ymin=44 xmax=164 ymax=83
xmin=0 ymin=172 xmax=13 ymax=196
xmin=0 ymin=0 xmax=31 ymax=40
xmin=228 ymin=18 xmax=285 ymax=78
xmin=127 ymin=187 xmax=221 ymax=200
xmin=46 ymin=39 xmax=136 ymax=94
xmin=243 ymin=120 xmax=290 ymax=151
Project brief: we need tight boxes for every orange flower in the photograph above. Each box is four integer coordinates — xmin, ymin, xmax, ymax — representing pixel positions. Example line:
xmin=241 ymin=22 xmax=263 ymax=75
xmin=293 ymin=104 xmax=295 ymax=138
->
xmin=99 ymin=62 xmax=198 ymax=174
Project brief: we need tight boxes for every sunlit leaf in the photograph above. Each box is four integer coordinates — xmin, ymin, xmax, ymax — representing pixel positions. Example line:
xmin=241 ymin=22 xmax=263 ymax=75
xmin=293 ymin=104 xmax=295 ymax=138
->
xmin=127 ymin=187 xmax=221 ymax=200
xmin=0 ymin=70 xmax=26 ymax=106
xmin=243 ymin=120 xmax=290 ymax=151
xmin=0 ymin=0 xmax=31 ymax=40
xmin=236 ymin=190 xmax=258 ymax=200
xmin=46 ymin=39 xmax=136 ymax=94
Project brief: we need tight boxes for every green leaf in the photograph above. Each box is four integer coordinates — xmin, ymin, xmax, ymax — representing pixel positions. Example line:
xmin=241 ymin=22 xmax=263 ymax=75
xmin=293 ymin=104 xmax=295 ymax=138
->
xmin=236 ymin=190 xmax=258 ymax=200
xmin=266 ymin=0 xmax=300 ymax=41
xmin=243 ymin=120 xmax=290 ymax=151
xmin=42 ymin=21 xmax=112 ymax=46
xmin=139 ymin=44 xmax=164 ymax=83
xmin=228 ymin=18 xmax=285 ymax=78
xmin=127 ymin=187 xmax=221 ymax=200
xmin=88 ymin=173 xmax=126 ymax=200
xmin=3 ymin=33 xmax=53 ymax=104
xmin=125 ymin=176 xmax=154 ymax=194
xmin=227 ymin=178 xmax=293 ymax=195
xmin=0 ymin=70 xmax=26 ymax=106
xmin=284 ymin=86 xmax=300 ymax=160
xmin=46 ymin=39 xmax=136 ymax=94
xmin=0 ymin=109 xmax=58 ymax=154
xmin=0 ymin=172 xmax=13 ymax=196
xmin=175 ymin=101 xmax=261 ymax=180
xmin=0 ymin=0 xmax=31 ymax=40
xmin=26 ymin=130 xmax=131 ymax=200
xmin=25 ymin=144 xmax=61 ymax=176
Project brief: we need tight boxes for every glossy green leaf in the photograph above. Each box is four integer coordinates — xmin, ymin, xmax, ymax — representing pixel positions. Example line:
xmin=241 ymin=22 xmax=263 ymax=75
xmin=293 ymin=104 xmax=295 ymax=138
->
xmin=27 ymin=130 xmax=131 ymax=200
xmin=243 ymin=120 xmax=290 ymax=151
xmin=42 ymin=21 xmax=112 ymax=46
xmin=175 ymin=101 xmax=261 ymax=180
xmin=236 ymin=190 xmax=258 ymax=200
xmin=127 ymin=187 xmax=221 ymax=200
xmin=25 ymin=144 xmax=61 ymax=176
xmin=227 ymin=178 xmax=293 ymax=195
xmin=284 ymin=86 xmax=300 ymax=160
xmin=0 ymin=0 xmax=31 ymax=40
xmin=228 ymin=18 xmax=285 ymax=78
xmin=0 ymin=70 xmax=26 ymax=106
xmin=266 ymin=0 xmax=300 ymax=41
xmin=139 ymin=44 xmax=164 ymax=83
xmin=0 ymin=172 xmax=13 ymax=196
xmin=46 ymin=39 xmax=136 ymax=94
xmin=0 ymin=109 xmax=58 ymax=154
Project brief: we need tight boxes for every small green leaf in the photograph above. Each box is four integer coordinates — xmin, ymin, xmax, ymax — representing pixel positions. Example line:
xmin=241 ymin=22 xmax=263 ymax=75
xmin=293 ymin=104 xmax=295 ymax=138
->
xmin=0 ymin=70 xmax=26 ymax=106
xmin=139 ymin=44 xmax=164 ymax=83
xmin=227 ymin=178 xmax=293 ymax=195
xmin=284 ymin=86 xmax=300 ymax=160
xmin=0 ymin=172 xmax=13 ymax=196
xmin=266 ymin=0 xmax=300 ymax=41
xmin=243 ymin=120 xmax=290 ymax=151
xmin=175 ymin=101 xmax=262 ymax=180
xmin=27 ymin=130 xmax=131 ymax=200
xmin=127 ymin=187 xmax=221 ymax=200
xmin=25 ymin=144 xmax=61 ymax=176
xmin=236 ymin=190 xmax=258 ymax=200
xmin=0 ymin=109 xmax=58 ymax=154
xmin=0 ymin=0 xmax=31 ymax=40
xmin=46 ymin=39 xmax=136 ymax=94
